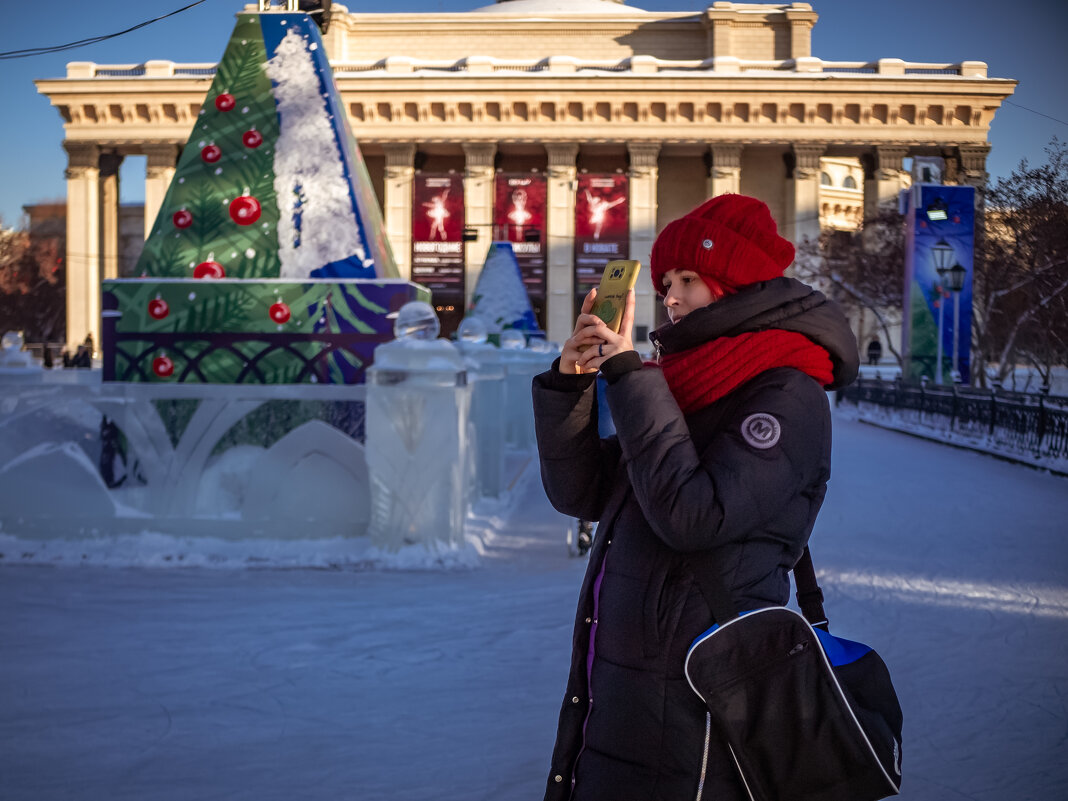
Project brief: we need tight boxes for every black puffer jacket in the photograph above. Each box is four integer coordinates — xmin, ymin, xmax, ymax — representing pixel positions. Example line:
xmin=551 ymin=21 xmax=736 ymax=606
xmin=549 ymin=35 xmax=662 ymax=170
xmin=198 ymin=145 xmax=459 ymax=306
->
xmin=533 ymin=278 xmax=858 ymax=801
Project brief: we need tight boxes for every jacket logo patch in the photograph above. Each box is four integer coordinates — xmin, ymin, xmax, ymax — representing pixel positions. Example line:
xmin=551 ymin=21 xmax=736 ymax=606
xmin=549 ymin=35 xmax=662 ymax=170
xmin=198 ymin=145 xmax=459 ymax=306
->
xmin=741 ymin=413 xmax=781 ymax=449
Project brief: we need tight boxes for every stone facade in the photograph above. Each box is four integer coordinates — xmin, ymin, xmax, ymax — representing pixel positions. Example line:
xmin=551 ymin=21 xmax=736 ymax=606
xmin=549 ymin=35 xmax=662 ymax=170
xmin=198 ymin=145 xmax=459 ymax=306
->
xmin=36 ymin=0 xmax=1014 ymax=351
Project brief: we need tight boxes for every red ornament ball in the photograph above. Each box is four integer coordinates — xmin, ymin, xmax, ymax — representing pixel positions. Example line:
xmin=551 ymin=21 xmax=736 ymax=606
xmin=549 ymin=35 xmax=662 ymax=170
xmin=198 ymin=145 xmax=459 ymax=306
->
xmin=172 ymin=209 xmax=193 ymax=229
xmin=270 ymin=301 xmax=291 ymax=324
xmin=152 ymin=355 xmax=174 ymax=378
xmin=194 ymin=260 xmax=226 ymax=279
xmin=229 ymin=195 xmax=262 ymax=226
xmin=201 ymin=144 xmax=221 ymax=163
xmin=148 ymin=298 xmax=169 ymax=320
xmin=215 ymin=93 xmax=236 ymax=112
xmin=242 ymin=129 xmax=263 ymax=149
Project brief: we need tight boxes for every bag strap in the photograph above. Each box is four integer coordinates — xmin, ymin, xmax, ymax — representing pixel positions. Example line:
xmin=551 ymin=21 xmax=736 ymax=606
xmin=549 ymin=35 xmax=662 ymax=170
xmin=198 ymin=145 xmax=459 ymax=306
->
xmin=692 ymin=545 xmax=830 ymax=630
xmin=793 ymin=546 xmax=829 ymax=631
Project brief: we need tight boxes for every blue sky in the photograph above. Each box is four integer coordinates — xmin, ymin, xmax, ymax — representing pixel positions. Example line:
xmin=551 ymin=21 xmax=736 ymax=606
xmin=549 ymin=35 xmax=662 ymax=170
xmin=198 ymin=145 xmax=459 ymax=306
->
xmin=1 ymin=0 xmax=1065 ymax=226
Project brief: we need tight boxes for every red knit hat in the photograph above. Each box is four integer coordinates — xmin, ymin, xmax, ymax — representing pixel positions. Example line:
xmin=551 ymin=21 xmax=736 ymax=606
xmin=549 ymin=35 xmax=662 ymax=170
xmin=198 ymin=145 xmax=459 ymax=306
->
xmin=650 ymin=194 xmax=795 ymax=295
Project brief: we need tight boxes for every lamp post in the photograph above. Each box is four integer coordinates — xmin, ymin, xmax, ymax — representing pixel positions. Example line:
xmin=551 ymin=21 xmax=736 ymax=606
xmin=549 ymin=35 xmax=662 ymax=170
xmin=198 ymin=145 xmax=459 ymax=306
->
xmin=945 ymin=262 xmax=966 ymax=382
xmin=931 ymin=239 xmax=954 ymax=384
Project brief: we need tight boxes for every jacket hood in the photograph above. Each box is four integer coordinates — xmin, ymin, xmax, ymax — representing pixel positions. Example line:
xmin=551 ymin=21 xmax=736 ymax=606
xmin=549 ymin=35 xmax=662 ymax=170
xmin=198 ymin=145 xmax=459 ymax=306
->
xmin=649 ymin=277 xmax=860 ymax=390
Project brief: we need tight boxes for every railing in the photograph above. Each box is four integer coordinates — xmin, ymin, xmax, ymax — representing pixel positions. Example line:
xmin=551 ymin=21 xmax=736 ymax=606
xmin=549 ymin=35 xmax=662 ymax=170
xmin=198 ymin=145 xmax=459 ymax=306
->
xmin=838 ymin=377 xmax=1068 ymax=464
xmin=105 ymin=330 xmax=389 ymax=385
xmin=69 ymin=57 xmax=989 ymax=79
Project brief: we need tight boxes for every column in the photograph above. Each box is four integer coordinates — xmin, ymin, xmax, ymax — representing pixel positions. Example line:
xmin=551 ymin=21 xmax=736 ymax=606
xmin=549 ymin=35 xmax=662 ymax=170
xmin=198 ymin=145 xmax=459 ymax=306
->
xmin=462 ymin=142 xmax=497 ymax=305
xmin=958 ymin=143 xmax=991 ymax=208
xmin=64 ymin=141 xmax=101 ymax=354
xmin=628 ymin=142 xmax=660 ymax=346
xmin=706 ymin=143 xmax=742 ymax=198
xmin=862 ymin=144 xmax=907 ymax=220
xmin=99 ymin=151 xmax=123 ymax=280
xmin=144 ymin=143 xmax=179 ymax=238
xmin=545 ymin=143 xmax=579 ymax=344
xmin=785 ymin=143 xmax=825 ymax=248
xmin=941 ymin=147 xmax=961 ymax=185
xmin=383 ymin=143 xmax=416 ymax=279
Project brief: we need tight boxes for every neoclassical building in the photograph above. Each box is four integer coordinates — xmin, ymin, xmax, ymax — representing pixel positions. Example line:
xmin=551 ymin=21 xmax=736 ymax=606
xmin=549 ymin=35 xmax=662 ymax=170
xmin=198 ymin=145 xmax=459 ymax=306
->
xmin=36 ymin=0 xmax=1015 ymax=350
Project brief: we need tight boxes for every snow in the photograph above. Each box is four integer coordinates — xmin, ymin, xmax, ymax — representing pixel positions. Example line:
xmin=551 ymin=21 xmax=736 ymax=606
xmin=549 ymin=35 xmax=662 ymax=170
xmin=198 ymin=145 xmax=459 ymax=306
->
xmin=266 ymin=28 xmax=368 ymax=278
xmin=1 ymin=411 xmax=1066 ymax=800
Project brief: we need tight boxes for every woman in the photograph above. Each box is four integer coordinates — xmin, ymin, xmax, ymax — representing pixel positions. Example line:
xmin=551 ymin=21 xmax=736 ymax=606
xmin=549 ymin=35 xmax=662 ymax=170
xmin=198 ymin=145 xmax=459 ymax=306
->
xmin=532 ymin=194 xmax=859 ymax=801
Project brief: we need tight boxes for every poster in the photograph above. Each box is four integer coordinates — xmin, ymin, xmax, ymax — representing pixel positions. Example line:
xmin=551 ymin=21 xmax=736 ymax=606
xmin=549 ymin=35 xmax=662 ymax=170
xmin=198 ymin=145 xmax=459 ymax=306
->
xmin=494 ymin=173 xmax=547 ymax=328
xmin=573 ymin=174 xmax=629 ymax=315
xmin=411 ymin=174 xmax=465 ymax=297
xmin=902 ymin=184 xmax=975 ymax=383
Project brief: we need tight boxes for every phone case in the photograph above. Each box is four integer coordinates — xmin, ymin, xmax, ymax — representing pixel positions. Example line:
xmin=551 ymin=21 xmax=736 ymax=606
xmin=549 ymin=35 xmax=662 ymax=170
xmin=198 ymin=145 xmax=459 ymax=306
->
xmin=578 ymin=260 xmax=641 ymax=352
xmin=592 ymin=259 xmax=641 ymax=332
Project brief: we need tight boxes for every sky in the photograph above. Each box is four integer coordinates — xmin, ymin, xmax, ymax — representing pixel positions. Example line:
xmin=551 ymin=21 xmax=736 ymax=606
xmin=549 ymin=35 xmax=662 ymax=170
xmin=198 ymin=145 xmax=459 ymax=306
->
xmin=1 ymin=410 xmax=1066 ymax=799
xmin=0 ymin=0 xmax=1065 ymax=227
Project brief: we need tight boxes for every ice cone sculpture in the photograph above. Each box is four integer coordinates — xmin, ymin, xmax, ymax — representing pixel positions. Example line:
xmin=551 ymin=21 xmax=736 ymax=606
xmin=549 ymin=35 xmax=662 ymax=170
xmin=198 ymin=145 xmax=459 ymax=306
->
xmin=466 ymin=243 xmax=542 ymax=338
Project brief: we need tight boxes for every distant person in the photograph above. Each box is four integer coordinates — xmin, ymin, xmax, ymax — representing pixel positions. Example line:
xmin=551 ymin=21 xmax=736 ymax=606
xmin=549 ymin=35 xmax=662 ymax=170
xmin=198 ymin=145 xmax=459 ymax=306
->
xmin=532 ymin=194 xmax=858 ymax=799
xmin=867 ymin=337 xmax=883 ymax=365
xmin=72 ymin=344 xmax=91 ymax=368
xmin=98 ymin=416 xmax=130 ymax=489
xmin=42 ymin=346 xmax=53 ymax=369
xmin=62 ymin=349 xmax=73 ymax=368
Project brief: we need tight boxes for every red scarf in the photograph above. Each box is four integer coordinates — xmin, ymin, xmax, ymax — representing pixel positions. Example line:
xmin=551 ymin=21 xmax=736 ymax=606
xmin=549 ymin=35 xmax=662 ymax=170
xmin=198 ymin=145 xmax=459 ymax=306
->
xmin=657 ymin=330 xmax=834 ymax=414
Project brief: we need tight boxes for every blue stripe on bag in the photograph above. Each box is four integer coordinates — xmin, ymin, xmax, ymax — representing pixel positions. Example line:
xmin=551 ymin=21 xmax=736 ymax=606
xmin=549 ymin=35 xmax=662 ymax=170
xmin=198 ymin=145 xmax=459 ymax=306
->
xmin=814 ymin=628 xmax=873 ymax=666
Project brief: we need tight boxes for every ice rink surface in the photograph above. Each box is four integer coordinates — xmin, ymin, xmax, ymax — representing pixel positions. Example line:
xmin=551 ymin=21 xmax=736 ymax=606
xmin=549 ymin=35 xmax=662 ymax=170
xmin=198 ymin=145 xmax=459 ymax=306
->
xmin=2 ymin=413 xmax=1066 ymax=800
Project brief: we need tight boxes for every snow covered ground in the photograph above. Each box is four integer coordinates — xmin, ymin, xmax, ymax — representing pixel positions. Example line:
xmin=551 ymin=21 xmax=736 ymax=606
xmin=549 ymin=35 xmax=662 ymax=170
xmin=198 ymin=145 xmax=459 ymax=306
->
xmin=1 ymin=411 xmax=1066 ymax=801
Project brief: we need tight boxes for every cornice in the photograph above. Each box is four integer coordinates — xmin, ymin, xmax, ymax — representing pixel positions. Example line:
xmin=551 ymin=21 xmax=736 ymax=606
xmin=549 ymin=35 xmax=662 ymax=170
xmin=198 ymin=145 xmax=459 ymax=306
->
xmin=38 ymin=60 xmax=1015 ymax=155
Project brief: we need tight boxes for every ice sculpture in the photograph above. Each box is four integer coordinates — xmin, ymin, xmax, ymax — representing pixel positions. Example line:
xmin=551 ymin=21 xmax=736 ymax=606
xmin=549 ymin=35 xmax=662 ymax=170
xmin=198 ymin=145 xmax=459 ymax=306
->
xmin=365 ymin=331 xmax=471 ymax=550
xmin=456 ymin=317 xmax=506 ymax=499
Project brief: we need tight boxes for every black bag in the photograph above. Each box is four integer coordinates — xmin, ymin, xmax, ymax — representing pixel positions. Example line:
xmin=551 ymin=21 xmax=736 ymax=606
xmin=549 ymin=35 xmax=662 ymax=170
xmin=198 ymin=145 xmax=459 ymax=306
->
xmin=685 ymin=547 xmax=903 ymax=801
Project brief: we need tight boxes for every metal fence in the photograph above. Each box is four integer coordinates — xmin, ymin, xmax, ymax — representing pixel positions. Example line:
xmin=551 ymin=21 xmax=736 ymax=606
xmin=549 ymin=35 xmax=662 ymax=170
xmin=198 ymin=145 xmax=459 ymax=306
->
xmin=837 ymin=377 xmax=1068 ymax=463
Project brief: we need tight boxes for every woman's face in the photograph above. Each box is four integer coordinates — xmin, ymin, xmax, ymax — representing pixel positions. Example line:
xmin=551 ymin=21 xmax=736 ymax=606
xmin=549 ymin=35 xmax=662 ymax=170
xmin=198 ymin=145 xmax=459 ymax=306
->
xmin=661 ymin=269 xmax=721 ymax=324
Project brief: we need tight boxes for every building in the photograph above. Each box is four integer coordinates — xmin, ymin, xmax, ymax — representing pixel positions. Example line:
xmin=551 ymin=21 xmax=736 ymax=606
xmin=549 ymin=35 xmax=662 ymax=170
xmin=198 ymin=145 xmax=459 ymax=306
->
xmin=35 ymin=0 xmax=1015 ymax=351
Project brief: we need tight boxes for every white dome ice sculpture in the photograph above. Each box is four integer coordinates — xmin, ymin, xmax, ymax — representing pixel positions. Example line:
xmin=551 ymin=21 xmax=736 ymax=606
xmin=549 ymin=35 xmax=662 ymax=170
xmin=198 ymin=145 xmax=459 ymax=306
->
xmin=394 ymin=301 xmax=441 ymax=341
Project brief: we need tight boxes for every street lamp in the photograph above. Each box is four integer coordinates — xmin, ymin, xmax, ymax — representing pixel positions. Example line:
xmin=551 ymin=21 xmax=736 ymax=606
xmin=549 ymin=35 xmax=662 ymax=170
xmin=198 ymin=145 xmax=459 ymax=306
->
xmin=945 ymin=262 xmax=966 ymax=382
xmin=931 ymin=240 xmax=954 ymax=384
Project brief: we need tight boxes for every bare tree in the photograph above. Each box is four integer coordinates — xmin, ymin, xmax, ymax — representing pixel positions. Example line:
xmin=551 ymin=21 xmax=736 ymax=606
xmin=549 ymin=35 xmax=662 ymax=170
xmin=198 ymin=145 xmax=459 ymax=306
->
xmin=0 ymin=216 xmax=66 ymax=344
xmin=794 ymin=204 xmax=907 ymax=366
xmin=973 ymin=138 xmax=1068 ymax=388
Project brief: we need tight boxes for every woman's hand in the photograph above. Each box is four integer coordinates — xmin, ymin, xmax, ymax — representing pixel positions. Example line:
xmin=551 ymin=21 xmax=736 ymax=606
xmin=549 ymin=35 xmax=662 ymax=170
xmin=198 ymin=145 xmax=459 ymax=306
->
xmin=558 ymin=288 xmax=637 ymax=375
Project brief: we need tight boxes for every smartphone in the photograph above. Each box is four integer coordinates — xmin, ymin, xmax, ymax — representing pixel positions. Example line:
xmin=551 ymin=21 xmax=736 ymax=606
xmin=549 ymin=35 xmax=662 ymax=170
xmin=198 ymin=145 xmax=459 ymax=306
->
xmin=578 ymin=259 xmax=641 ymax=351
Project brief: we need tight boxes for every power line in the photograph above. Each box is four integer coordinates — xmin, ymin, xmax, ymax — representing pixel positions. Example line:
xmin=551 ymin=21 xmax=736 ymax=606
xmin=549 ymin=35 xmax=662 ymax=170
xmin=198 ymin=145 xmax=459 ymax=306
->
xmin=0 ymin=1 xmax=208 ymax=61
xmin=1003 ymin=100 xmax=1068 ymax=128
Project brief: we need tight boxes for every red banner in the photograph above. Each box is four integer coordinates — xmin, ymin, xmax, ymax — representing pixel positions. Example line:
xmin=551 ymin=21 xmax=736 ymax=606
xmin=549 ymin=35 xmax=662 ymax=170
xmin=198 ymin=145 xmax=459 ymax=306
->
xmin=574 ymin=174 xmax=629 ymax=310
xmin=411 ymin=174 xmax=465 ymax=296
xmin=494 ymin=173 xmax=547 ymax=304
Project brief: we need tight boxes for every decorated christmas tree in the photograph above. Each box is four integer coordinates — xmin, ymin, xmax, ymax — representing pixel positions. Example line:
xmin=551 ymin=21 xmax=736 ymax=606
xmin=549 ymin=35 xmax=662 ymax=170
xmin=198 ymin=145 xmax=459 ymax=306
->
xmin=104 ymin=10 xmax=422 ymax=384
xmin=136 ymin=12 xmax=396 ymax=280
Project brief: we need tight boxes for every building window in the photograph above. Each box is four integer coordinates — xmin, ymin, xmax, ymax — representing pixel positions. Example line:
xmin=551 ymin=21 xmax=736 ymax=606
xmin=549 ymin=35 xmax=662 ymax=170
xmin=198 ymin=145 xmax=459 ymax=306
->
xmin=843 ymin=175 xmax=857 ymax=189
xmin=820 ymin=171 xmax=832 ymax=186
